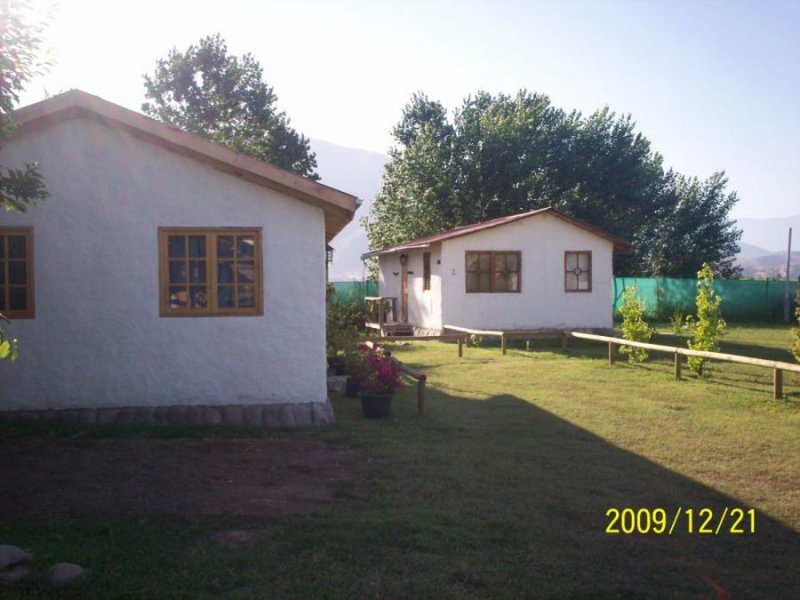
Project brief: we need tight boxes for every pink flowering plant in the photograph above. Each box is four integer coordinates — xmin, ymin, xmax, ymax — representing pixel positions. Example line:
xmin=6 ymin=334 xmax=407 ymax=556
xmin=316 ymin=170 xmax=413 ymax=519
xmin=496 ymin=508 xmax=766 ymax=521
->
xmin=353 ymin=344 xmax=405 ymax=394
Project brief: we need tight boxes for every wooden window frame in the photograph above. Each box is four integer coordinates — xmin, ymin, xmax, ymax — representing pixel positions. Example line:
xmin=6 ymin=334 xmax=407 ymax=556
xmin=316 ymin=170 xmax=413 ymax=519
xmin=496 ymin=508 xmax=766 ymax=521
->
xmin=158 ymin=227 xmax=264 ymax=317
xmin=0 ymin=227 xmax=35 ymax=319
xmin=564 ymin=250 xmax=592 ymax=293
xmin=464 ymin=250 xmax=522 ymax=293
xmin=422 ymin=252 xmax=431 ymax=291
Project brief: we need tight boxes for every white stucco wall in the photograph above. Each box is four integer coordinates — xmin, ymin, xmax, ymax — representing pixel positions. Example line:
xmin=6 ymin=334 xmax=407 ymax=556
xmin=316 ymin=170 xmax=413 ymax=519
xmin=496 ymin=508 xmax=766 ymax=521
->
xmin=0 ymin=117 xmax=328 ymax=411
xmin=438 ymin=214 xmax=615 ymax=330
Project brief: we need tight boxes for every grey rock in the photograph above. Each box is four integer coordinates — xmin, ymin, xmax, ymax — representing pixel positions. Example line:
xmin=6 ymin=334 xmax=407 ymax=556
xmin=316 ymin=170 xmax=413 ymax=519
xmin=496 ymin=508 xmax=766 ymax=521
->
xmin=0 ymin=564 xmax=29 ymax=584
xmin=153 ymin=406 xmax=169 ymax=424
xmin=185 ymin=406 xmax=204 ymax=425
xmin=327 ymin=375 xmax=347 ymax=393
xmin=243 ymin=405 xmax=263 ymax=427
xmin=166 ymin=406 xmax=185 ymax=425
xmin=114 ymin=408 xmax=135 ymax=425
xmin=262 ymin=405 xmax=281 ymax=428
xmin=204 ymin=406 xmax=223 ymax=425
xmin=78 ymin=410 xmax=96 ymax=425
xmin=222 ymin=406 xmax=245 ymax=426
xmin=278 ymin=404 xmax=296 ymax=428
xmin=48 ymin=562 xmax=88 ymax=588
xmin=0 ymin=545 xmax=30 ymax=570
xmin=133 ymin=406 xmax=155 ymax=424
xmin=291 ymin=404 xmax=312 ymax=427
xmin=95 ymin=409 xmax=117 ymax=425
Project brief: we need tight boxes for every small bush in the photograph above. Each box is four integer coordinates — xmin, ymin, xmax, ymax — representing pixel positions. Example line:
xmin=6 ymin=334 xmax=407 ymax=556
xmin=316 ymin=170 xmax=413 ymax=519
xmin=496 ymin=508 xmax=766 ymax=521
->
xmin=687 ymin=263 xmax=726 ymax=375
xmin=670 ymin=310 xmax=684 ymax=335
xmin=791 ymin=290 xmax=800 ymax=363
xmin=618 ymin=286 xmax=654 ymax=362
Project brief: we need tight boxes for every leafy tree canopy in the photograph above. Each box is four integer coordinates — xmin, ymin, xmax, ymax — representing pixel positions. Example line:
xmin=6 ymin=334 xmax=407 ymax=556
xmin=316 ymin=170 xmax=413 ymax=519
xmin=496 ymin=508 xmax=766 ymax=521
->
xmin=363 ymin=90 xmax=741 ymax=277
xmin=0 ymin=0 xmax=49 ymax=212
xmin=143 ymin=34 xmax=318 ymax=179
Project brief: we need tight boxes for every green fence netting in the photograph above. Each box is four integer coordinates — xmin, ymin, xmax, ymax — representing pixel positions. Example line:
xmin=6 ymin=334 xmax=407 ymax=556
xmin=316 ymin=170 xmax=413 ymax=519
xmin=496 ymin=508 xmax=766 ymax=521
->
xmin=329 ymin=281 xmax=379 ymax=306
xmin=330 ymin=279 xmax=799 ymax=322
xmin=614 ymin=278 xmax=799 ymax=322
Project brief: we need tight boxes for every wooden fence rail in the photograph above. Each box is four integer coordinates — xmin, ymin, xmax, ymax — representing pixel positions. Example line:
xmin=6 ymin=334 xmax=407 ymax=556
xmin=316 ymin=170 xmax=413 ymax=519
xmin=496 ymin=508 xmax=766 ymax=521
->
xmin=365 ymin=341 xmax=428 ymax=415
xmin=569 ymin=331 xmax=800 ymax=400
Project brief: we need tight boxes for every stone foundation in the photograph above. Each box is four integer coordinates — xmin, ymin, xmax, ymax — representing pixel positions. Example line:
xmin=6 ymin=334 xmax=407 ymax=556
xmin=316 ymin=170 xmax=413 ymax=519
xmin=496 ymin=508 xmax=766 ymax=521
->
xmin=0 ymin=401 xmax=335 ymax=428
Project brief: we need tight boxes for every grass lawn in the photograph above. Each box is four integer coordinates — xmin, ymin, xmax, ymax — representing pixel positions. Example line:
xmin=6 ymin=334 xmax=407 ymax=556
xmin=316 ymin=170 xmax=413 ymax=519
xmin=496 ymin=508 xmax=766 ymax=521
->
xmin=2 ymin=325 xmax=799 ymax=598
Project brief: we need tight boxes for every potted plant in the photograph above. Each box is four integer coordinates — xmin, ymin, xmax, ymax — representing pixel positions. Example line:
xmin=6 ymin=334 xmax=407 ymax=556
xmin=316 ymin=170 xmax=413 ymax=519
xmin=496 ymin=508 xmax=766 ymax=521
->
xmin=357 ymin=345 xmax=404 ymax=418
xmin=326 ymin=288 xmax=366 ymax=376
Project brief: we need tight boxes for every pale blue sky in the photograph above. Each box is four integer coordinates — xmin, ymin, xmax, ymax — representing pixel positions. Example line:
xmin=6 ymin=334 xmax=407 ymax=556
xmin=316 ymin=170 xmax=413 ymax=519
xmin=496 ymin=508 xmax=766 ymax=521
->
xmin=19 ymin=0 xmax=800 ymax=219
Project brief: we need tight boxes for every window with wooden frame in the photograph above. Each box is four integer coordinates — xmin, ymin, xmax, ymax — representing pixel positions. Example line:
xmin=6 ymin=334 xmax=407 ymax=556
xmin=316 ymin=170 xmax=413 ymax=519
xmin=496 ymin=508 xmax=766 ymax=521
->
xmin=0 ymin=228 xmax=34 ymax=318
xmin=422 ymin=252 xmax=431 ymax=291
xmin=465 ymin=251 xmax=521 ymax=293
xmin=159 ymin=228 xmax=263 ymax=317
xmin=564 ymin=251 xmax=592 ymax=292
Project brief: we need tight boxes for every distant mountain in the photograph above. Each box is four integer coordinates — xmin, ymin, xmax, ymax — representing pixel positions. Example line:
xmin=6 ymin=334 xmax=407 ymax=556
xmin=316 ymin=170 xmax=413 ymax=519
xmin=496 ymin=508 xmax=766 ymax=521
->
xmin=735 ymin=215 xmax=800 ymax=252
xmin=737 ymin=251 xmax=800 ymax=280
xmin=736 ymin=242 xmax=772 ymax=258
xmin=312 ymin=139 xmax=387 ymax=280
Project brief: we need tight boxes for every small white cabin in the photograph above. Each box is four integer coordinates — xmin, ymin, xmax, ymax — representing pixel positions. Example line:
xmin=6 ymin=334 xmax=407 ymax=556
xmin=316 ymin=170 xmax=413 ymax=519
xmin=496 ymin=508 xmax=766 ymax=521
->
xmin=362 ymin=208 xmax=630 ymax=335
xmin=0 ymin=90 xmax=356 ymax=426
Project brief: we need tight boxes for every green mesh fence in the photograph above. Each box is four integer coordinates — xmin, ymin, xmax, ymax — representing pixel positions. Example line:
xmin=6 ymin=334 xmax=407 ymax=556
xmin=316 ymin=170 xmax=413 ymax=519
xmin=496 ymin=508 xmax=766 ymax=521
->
xmin=331 ymin=279 xmax=799 ymax=321
xmin=329 ymin=281 xmax=378 ymax=306
xmin=614 ymin=278 xmax=799 ymax=322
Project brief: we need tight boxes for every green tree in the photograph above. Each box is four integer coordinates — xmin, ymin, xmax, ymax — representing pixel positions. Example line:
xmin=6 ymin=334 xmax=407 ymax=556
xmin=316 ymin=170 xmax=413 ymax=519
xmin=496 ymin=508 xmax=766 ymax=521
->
xmin=364 ymin=90 xmax=741 ymax=277
xmin=143 ymin=34 xmax=318 ymax=178
xmin=687 ymin=263 xmax=726 ymax=375
xmin=618 ymin=286 xmax=655 ymax=362
xmin=1 ymin=1 xmax=49 ymax=213
xmin=1 ymin=1 xmax=50 ymax=361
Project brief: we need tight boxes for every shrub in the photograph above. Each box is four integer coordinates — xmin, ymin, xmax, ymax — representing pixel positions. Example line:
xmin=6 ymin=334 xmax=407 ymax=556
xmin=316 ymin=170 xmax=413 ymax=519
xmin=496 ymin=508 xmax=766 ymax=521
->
xmin=792 ymin=289 xmax=800 ymax=363
xmin=670 ymin=310 xmax=684 ymax=335
xmin=687 ymin=263 xmax=726 ymax=375
xmin=618 ymin=286 xmax=654 ymax=362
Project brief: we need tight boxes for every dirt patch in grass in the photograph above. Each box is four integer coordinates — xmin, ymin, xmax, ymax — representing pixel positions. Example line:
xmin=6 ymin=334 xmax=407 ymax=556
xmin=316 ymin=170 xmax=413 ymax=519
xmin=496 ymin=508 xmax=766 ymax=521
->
xmin=0 ymin=434 xmax=366 ymax=524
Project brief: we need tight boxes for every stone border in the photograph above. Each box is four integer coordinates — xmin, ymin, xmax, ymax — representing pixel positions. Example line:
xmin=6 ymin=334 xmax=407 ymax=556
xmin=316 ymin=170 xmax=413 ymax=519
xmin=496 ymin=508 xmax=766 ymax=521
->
xmin=0 ymin=401 xmax=335 ymax=428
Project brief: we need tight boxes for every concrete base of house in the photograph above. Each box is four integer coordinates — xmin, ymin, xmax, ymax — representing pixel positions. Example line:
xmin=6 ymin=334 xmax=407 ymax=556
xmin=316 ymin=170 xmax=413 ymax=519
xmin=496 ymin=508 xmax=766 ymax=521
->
xmin=0 ymin=400 xmax=335 ymax=428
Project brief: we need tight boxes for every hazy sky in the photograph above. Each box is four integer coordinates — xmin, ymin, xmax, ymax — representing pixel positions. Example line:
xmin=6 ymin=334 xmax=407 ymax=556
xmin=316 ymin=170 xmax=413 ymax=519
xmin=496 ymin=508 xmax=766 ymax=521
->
xmin=17 ymin=0 xmax=800 ymax=219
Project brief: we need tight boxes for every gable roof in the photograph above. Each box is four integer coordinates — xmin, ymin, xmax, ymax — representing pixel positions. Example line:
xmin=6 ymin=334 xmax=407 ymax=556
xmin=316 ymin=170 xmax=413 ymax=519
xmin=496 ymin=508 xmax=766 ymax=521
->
xmin=10 ymin=90 xmax=357 ymax=242
xmin=361 ymin=207 xmax=631 ymax=258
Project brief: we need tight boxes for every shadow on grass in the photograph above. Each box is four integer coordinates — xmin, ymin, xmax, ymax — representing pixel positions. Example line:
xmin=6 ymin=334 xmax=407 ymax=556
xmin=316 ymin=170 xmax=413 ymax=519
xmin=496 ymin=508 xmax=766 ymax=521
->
xmin=329 ymin=388 xmax=800 ymax=598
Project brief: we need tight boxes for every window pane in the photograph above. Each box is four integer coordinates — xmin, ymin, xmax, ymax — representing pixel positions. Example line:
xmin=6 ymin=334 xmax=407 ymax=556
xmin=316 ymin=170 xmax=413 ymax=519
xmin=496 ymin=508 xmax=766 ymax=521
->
xmin=479 ymin=253 xmax=491 ymax=272
xmin=0 ymin=261 xmax=4 ymax=283
xmin=566 ymin=252 xmax=577 ymax=271
xmin=479 ymin=273 xmax=491 ymax=291
xmin=237 ymin=236 xmax=255 ymax=258
xmin=495 ymin=273 xmax=509 ymax=292
xmin=494 ymin=254 xmax=506 ymax=271
xmin=509 ymin=273 xmax=519 ymax=291
xmin=466 ymin=272 xmax=478 ymax=292
xmin=168 ymin=236 xmax=186 ymax=258
xmin=8 ymin=236 xmax=26 ymax=259
xmin=237 ymin=261 xmax=254 ymax=284
xmin=8 ymin=262 xmax=25 ymax=285
xmin=466 ymin=253 xmax=479 ymax=272
xmin=0 ymin=236 xmax=4 ymax=259
xmin=566 ymin=273 xmax=578 ymax=291
xmin=578 ymin=252 xmax=590 ymax=270
xmin=238 ymin=285 xmax=255 ymax=308
xmin=189 ymin=286 xmax=208 ymax=308
xmin=507 ymin=253 xmax=519 ymax=272
xmin=188 ymin=235 xmax=206 ymax=258
xmin=168 ymin=261 xmax=186 ymax=284
xmin=578 ymin=272 xmax=590 ymax=291
xmin=9 ymin=287 xmax=27 ymax=310
xmin=189 ymin=260 xmax=206 ymax=283
xmin=217 ymin=235 xmax=234 ymax=258
xmin=218 ymin=261 xmax=234 ymax=283
xmin=0 ymin=288 xmax=5 ymax=310
xmin=169 ymin=286 xmax=187 ymax=308
xmin=218 ymin=286 xmax=234 ymax=308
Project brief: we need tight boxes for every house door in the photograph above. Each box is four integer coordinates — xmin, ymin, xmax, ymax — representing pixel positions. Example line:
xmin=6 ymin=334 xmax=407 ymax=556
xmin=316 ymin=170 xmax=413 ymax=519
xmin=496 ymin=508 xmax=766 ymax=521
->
xmin=400 ymin=254 xmax=409 ymax=323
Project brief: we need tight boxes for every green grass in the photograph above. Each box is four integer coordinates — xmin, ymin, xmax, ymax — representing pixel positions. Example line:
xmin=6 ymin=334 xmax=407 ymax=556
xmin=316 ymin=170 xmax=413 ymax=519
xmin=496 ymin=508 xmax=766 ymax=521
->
xmin=2 ymin=325 xmax=799 ymax=598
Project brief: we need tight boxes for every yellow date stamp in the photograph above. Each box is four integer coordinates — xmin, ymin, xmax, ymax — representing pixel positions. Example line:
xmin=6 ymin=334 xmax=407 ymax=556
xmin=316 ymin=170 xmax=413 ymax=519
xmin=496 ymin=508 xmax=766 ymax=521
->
xmin=605 ymin=507 xmax=756 ymax=535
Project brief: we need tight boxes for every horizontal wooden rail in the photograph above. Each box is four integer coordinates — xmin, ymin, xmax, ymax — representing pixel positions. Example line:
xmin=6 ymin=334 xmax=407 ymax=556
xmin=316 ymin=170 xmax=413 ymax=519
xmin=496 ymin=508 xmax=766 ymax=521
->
xmin=365 ymin=334 xmax=466 ymax=357
xmin=569 ymin=331 xmax=800 ymax=399
xmin=444 ymin=324 xmax=508 ymax=354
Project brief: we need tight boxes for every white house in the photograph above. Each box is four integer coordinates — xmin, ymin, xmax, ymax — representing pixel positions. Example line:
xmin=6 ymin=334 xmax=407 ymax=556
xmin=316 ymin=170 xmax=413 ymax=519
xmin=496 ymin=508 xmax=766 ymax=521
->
xmin=362 ymin=208 xmax=630 ymax=334
xmin=0 ymin=90 xmax=356 ymax=426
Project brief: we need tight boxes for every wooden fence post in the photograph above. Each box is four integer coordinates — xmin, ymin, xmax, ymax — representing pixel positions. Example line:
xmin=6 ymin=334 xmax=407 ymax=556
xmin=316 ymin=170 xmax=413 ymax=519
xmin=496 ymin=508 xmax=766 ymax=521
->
xmin=674 ymin=352 xmax=682 ymax=380
xmin=774 ymin=368 xmax=783 ymax=400
xmin=458 ymin=336 xmax=463 ymax=358
xmin=417 ymin=376 xmax=427 ymax=416
xmin=608 ymin=342 xmax=616 ymax=366
xmin=501 ymin=333 xmax=508 ymax=355
xmin=561 ymin=333 xmax=568 ymax=351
